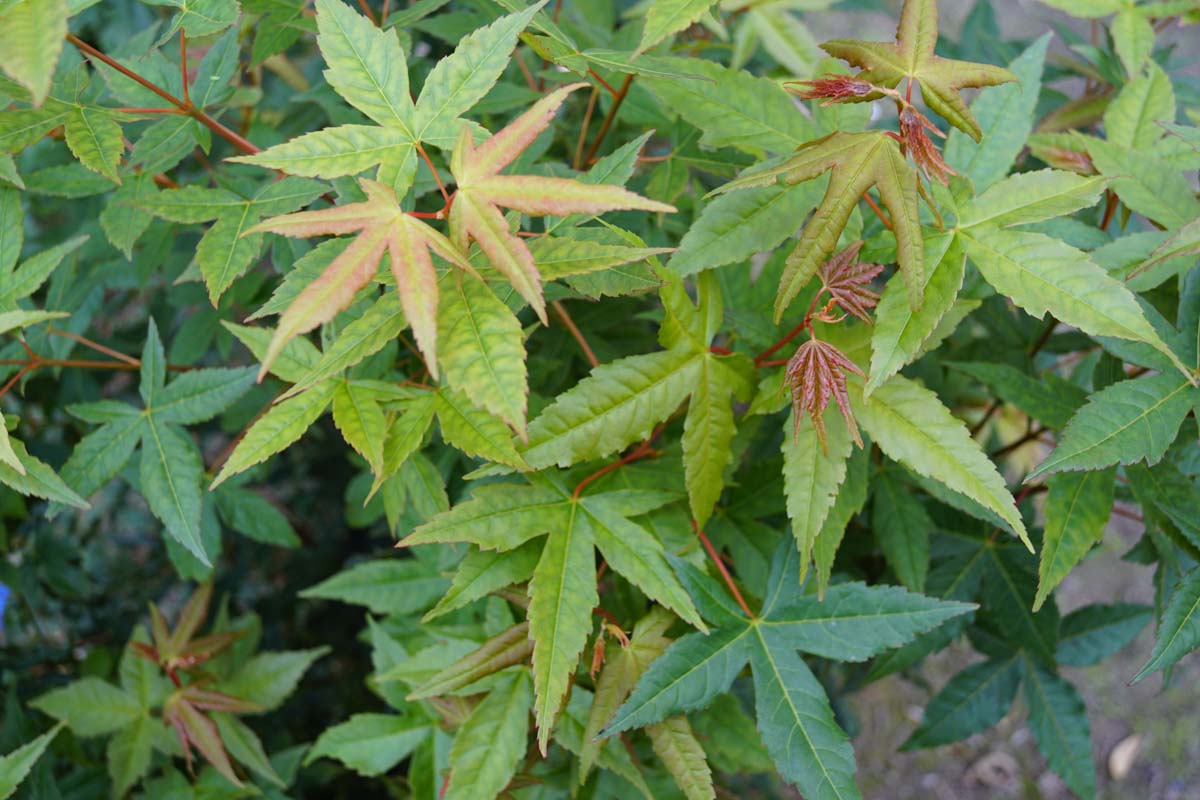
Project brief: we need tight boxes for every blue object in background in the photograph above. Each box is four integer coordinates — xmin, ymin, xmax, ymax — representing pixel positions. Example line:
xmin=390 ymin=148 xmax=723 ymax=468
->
xmin=0 ymin=583 xmax=9 ymax=633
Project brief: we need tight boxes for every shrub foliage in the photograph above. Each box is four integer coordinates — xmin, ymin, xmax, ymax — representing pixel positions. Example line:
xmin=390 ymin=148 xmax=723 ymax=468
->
xmin=1 ymin=0 xmax=1198 ymax=797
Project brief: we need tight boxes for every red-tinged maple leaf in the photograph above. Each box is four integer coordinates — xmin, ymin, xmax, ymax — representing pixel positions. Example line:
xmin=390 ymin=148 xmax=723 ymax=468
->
xmin=821 ymin=0 xmax=1014 ymax=141
xmin=163 ymin=689 xmax=245 ymax=787
xmin=246 ymin=178 xmax=476 ymax=380
xmin=899 ymin=105 xmax=956 ymax=185
xmin=449 ymin=82 xmax=675 ymax=323
xmin=788 ymin=75 xmax=880 ymax=104
xmin=818 ymin=241 xmax=885 ymax=324
xmin=786 ymin=337 xmax=864 ymax=453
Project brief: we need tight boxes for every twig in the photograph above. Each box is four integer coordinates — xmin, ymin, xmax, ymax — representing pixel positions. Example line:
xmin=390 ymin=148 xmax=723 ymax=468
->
xmin=754 ymin=290 xmax=827 ymax=365
xmin=180 ymin=31 xmax=190 ymax=107
xmin=692 ymin=520 xmax=754 ymax=618
xmin=573 ymin=87 xmax=600 ymax=171
xmin=415 ymin=141 xmax=451 ymax=206
xmin=67 ymin=34 xmax=260 ymax=156
xmin=357 ymin=0 xmax=378 ymax=25
xmin=582 ymin=75 xmax=633 ymax=165
xmin=514 ymin=50 xmax=539 ymax=93
xmin=48 ymin=327 xmax=140 ymax=365
xmin=862 ymin=191 xmax=893 ymax=231
xmin=552 ymin=300 xmax=599 ymax=368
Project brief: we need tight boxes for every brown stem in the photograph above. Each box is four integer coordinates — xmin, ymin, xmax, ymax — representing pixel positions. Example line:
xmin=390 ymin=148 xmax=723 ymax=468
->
xmin=969 ymin=400 xmax=1001 ymax=437
xmin=180 ymin=31 xmax=190 ymax=107
xmin=587 ymin=69 xmax=618 ymax=98
xmin=1029 ymin=319 xmax=1058 ymax=356
xmin=754 ymin=290 xmax=826 ymax=365
xmin=117 ymin=107 xmax=186 ymax=115
xmin=1100 ymin=189 xmax=1118 ymax=230
xmin=356 ymin=0 xmax=378 ymax=25
xmin=415 ymin=141 xmax=451 ymax=206
xmin=571 ymin=424 xmax=668 ymax=501
xmin=67 ymin=34 xmax=261 ymax=155
xmin=991 ymin=426 xmax=1048 ymax=459
xmin=862 ymin=191 xmax=893 ymax=231
xmin=514 ymin=50 xmax=538 ymax=93
xmin=552 ymin=300 xmax=599 ymax=368
xmin=573 ymin=87 xmax=599 ymax=171
xmin=692 ymin=520 xmax=754 ymax=618
xmin=48 ymin=327 xmax=140 ymax=365
xmin=582 ymin=75 xmax=633 ymax=166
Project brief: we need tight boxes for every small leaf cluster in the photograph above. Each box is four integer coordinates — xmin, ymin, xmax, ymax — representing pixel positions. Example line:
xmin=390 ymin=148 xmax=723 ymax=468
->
xmin=1 ymin=0 xmax=1199 ymax=798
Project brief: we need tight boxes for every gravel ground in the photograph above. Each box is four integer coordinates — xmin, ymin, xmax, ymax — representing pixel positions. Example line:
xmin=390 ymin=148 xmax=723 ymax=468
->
xmin=851 ymin=517 xmax=1200 ymax=800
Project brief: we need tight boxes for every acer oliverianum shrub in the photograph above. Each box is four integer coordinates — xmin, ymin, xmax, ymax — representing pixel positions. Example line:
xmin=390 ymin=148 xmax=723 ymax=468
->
xmin=1 ymin=0 xmax=1199 ymax=797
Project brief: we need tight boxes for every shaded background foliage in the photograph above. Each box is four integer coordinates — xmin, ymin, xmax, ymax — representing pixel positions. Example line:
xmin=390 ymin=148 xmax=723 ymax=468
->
xmin=1 ymin=0 xmax=1198 ymax=798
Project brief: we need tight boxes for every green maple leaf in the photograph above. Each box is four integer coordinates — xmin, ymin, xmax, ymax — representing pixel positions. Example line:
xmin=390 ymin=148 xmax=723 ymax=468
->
xmin=55 ymin=321 xmax=256 ymax=565
xmin=245 ymin=178 xmax=475 ymax=381
xmin=717 ymin=131 xmax=924 ymax=318
xmin=400 ymin=476 xmax=705 ymax=754
xmin=601 ymin=541 xmax=974 ymax=800
xmin=449 ymin=83 xmax=674 ymax=322
xmin=821 ymin=0 xmax=1015 ymax=141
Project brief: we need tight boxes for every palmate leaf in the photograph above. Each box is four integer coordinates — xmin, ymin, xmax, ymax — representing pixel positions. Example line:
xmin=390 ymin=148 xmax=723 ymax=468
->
xmin=1034 ymin=469 xmax=1115 ymax=610
xmin=821 ymin=0 xmax=1015 ymax=141
xmin=957 ymin=224 xmax=1192 ymax=381
xmin=443 ymin=670 xmax=533 ymax=800
xmin=437 ymin=271 xmax=527 ymax=436
xmin=1133 ymin=566 xmax=1200 ymax=683
xmin=636 ymin=0 xmax=718 ymax=57
xmin=717 ymin=131 xmax=924 ymax=318
xmin=402 ymin=480 xmax=701 ymax=751
xmin=1021 ymin=658 xmax=1095 ymax=800
xmin=901 ymin=655 xmax=1020 ymax=749
xmin=1027 ymin=372 xmax=1195 ymax=480
xmin=246 ymin=178 xmax=475 ymax=380
xmin=138 ymin=178 xmax=326 ymax=303
xmin=0 ymin=723 xmax=63 ymax=799
xmin=0 ymin=0 xmax=68 ymax=106
xmin=849 ymin=374 xmax=1028 ymax=547
xmin=865 ymin=232 xmax=962 ymax=396
xmin=449 ymin=83 xmax=673 ymax=322
xmin=782 ymin=407 xmax=852 ymax=583
xmin=603 ymin=545 xmax=973 ymax=800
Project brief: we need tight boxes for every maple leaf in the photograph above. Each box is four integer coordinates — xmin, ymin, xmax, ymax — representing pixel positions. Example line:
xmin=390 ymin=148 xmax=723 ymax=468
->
xmin=717 ymin=130 xmax=923 ymax=318
xmin=818 ymin=240 xmax=885 ymax=324
xmin=821 ymin=0 xmax=1015 ymax=141
xmin=788 ymin=75 xmax=879 ymax=104
xmin=786 ymin=336 xmax=864 ymax=453
xmin=246 ymin=178 xmax=476 ymax=381
xmin=899 ymin=105 xmax=956 ymax=185
xmin=449 ymin=83 xmax=675 ymax=323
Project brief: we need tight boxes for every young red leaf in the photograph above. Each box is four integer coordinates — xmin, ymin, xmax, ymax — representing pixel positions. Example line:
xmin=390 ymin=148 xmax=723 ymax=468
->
xmin=899 ymin=106 xmax=956 ymax=185
xmin=818 ymin=241 xmax=885 ymax=324
xmin=246 ymin=178 xmax=475 ymax=380
xmin=450 ymin=83 xmax=675 ymax=322
xmin=786 ymin=337 xmax=864 ymax=453
xmin=821 ymin=0 xmax=1016 ymax=141
xmin=163 ymin=695 xmax=243 ymax=787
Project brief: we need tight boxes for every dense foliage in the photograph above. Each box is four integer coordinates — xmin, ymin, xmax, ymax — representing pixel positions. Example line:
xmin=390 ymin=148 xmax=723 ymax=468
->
xmin=1 ymin=0 xmax=1199 ymax=797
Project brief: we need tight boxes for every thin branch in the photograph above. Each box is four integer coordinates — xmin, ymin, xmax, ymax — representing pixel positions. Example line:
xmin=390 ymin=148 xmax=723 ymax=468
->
xmin=67 ymin=34 xmax=261 ymax=155
xmin=862 ymin=191 xmax=893 ymax=231
xmin=969 ymin=400 xmax=1002 ymax=437
xmin=356 ymin=0 xmax=378 ymax=25
xmin=48 ymin=327 xmax=140 ymax=365
xmin=180 ymin=31 xmax=190 ymax=107
xmin=992 ymin=426 xmax=1048 ymax=459
xmin=116 ymin=107 xmax=186 ymax=115
xmin=587 ymin=69 xmax=619 ymax=98
xmin=582 ymin=74 xmax=633 ymax=165
xmin=514 ymin=50 xmax=539 ymax=93
xmin=552 ymin=300 xmax=599 ymax=368
xmin=573 ymin=87 xmax=600 ymax=171
xmin=693 ymin=520 xmax=754 ymax=618
xmin=415 ymin=141 xmax=451 ymax=206
xmin=754 ymin=290 xmax=827 ymax=365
